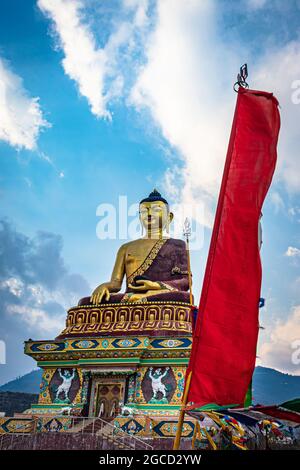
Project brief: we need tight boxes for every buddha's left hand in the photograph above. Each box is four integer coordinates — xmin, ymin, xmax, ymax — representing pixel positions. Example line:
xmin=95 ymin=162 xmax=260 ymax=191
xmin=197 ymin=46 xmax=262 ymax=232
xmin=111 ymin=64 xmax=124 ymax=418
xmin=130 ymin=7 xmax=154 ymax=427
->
xmin=128 ymin=279 xmax=162 ymax=291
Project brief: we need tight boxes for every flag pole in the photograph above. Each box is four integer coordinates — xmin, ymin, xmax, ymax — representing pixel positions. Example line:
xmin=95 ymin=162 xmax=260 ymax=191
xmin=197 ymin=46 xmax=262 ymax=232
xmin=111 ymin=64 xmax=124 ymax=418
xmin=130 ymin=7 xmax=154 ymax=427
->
xmin=183 ymin=218 xmax=193 ymax=305
xmin=173 ymin=370 xmax=192 ymax=450
xmin=173 ymin=218 xmax=194 ymax=450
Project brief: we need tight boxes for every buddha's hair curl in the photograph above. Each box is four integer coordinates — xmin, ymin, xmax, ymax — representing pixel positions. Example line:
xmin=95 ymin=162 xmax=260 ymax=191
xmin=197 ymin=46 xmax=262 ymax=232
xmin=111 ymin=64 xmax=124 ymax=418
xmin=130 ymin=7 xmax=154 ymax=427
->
xmin=140 ymin=189 xmax=168 ymax=206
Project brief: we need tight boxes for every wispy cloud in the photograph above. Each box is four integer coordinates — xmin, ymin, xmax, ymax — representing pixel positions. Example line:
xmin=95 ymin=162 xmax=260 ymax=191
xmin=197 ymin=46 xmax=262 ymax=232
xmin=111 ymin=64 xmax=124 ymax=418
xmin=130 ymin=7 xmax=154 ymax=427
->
xmin=38 ymin=0 xmax=110 ymax=118
xmin=252 ymin=41 xmax=300 ymax=194
xmin=0 ymin=219 xmax=91 ymax=383
xmin=0 ymin=57 xmax=62 ymax=177
xmin=38 ymin=0 xmax=149 ymax=119
xmin=246 ymin=0 xmax=268 ymax=10
xmin=258 ymin=305 xmax=300 ymax=374
xmin=270 ymin=191 xmax=285 ymax=213
xmin=0 ymin=57 xmax=49 ymax=150
xmin=288 ymin=206 xmax=300 ymax=221
xmin=7 ymin=303 xmax=64 ymax=333
xmin=129 ymin=0 xmax=300 ymax=226
xmin=39 ymin=0 xmax=300 ymax=223
xmin=285 ymin=246 xmax=300 ymax=257
xmin=130 ymin=0 xmax=238 ymax=227
xmin=36 ymin=150 xmax=65 ymax=178
xmin=0 ymin=219 xmax=90 ymax=335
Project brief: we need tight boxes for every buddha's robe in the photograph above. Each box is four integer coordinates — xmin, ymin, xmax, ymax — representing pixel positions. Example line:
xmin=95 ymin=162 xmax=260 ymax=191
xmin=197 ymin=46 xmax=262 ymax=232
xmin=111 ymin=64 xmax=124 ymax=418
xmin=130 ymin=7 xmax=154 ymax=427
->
xmin=79 ymin=238 xmax=191 ymax=305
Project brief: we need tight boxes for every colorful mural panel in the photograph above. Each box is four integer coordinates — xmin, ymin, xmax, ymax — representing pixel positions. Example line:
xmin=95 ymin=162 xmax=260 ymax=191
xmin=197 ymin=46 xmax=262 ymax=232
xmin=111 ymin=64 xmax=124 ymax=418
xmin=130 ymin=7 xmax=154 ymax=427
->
xmin=135 ymin=366 xmax=186 ymax=406
xmin=0 ymin=418 xmax=34 ymax=434
xmin=49 ymin=368 xmax=80 ymax=404
xmin=152 ymin=420 xmax=194 ymax=438
xmin=141 ymin=367 xmax=176 ymax=404
xmin=37 ymin=417 xmax=72 ymax=433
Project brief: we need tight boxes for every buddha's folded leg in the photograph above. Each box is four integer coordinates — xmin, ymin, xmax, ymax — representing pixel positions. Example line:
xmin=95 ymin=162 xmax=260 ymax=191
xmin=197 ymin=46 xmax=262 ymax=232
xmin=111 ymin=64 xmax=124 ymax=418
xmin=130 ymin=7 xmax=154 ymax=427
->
xmin=78 ymin=293 xmax=124 ymax=306
xmin=144 ymin=290 xmax=192 ymax=303
xmin=122 ymin=289 xmax=192 ymax=303
xmin=121 ymin=289 xmax=168 ymax=303
xmin=78 ymin=290 xmax=192 ymax=306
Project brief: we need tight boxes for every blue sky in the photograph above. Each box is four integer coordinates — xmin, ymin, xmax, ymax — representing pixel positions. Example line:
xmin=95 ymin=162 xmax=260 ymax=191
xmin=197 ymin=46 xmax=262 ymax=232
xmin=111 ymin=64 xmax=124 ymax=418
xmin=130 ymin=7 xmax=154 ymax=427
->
xmin=0 ymin=0 xmax=300 ymax=385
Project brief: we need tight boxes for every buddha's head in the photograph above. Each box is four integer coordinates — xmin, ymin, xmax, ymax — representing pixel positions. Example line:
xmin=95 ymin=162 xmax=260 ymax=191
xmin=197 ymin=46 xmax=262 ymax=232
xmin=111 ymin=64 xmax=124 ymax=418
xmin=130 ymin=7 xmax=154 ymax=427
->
xmin=139 ymin=189 xmax=173 ymax=237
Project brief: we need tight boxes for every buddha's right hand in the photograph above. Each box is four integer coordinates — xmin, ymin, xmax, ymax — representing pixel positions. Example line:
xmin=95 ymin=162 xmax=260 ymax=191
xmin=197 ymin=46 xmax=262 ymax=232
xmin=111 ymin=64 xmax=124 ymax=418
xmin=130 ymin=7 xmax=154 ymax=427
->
xmin=91 ymin=284 xmax=110 ymax=305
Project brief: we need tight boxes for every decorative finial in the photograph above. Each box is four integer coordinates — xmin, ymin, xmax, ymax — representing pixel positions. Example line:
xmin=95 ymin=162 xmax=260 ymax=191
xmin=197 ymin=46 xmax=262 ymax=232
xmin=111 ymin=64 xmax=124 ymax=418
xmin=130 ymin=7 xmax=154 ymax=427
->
xmin=234 ymin=64 xmax=249 ymax=92
xmin=183 ymin=217 xmax=191 ymax=240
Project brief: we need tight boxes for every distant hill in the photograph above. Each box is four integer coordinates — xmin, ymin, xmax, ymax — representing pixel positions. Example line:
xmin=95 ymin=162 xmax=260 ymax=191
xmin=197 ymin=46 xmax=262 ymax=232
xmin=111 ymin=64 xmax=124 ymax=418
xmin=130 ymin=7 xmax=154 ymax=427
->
xmin=0 ymin=369 xmax=43 ymax=394
xmin=0 ymin=391 xmax=38 ymax=416
xmin=252 ymin=366 xmax=300 ymax=405
xmin=0 ymin=366 xmax=299 ymax=405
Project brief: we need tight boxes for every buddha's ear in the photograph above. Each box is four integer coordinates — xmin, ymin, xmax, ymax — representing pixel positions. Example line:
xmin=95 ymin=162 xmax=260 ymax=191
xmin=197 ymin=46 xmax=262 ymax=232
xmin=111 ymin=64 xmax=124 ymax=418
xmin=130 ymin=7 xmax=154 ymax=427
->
xmin=169 ymin=212 xmax=174 ymax=224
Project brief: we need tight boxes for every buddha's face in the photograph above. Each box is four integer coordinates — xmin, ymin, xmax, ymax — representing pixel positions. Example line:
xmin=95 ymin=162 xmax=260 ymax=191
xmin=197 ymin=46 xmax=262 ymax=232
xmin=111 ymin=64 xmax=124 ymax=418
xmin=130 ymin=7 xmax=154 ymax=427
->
xmin=139 ymin=201 xmax=173 ymax=235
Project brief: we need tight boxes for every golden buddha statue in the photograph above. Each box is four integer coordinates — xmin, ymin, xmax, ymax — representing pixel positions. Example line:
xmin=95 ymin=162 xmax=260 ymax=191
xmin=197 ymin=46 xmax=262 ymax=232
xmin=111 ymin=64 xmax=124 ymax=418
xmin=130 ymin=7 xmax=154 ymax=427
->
xmin=79 ymin=190 xmax=191 ymax=306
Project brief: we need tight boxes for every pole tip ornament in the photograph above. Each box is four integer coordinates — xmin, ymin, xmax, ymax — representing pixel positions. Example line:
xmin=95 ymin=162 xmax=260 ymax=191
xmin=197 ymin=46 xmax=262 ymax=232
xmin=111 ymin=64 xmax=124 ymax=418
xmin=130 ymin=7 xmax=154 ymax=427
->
xmin=183 ymin=217 xmax=191 ymax=238
xmin=234 ymin=64 xmax=249 ymax=92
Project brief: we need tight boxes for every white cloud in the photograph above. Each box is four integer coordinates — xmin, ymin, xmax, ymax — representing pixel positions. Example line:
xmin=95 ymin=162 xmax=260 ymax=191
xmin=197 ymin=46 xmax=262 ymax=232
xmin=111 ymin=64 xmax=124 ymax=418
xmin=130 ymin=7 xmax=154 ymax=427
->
xmin=38 ymin=0 xmax=110 ymax=118
xmin=258 ymin=305 xmax=300 ymax=374
xmin=0 ymin=220 xmax=90 ymax=337
xmin=3 ymin=277 xmax=76 ymax=335
xmin=0 ymin=57 xmax=49 ymax=150
xmin=270 ymin=191 xmax=285 ymax=213
xmin=252 ymin=41 xmax=300 ymax=194
xmin=129 ymin=1 xmax=300 ymax=227
xmin=288 ymin=206 xmax=300 ymax=221
xmin=0 ymin=278 xmax=24 ymax=297
xmin=23 ymin=177 xmax=32 ymax=188
xmin=246 ymin=0 xmax=268 ymax=10
xmin=38 ymin=0 xmax=149 ymax=119
xmin=288 ymin=207 xmax=296 ymax=217
xmin=124 ymin=0 xmax=148 ymax=27
xmin=36 ymin=149 xmax=65 ymax=177
xmin=7 ymin=304 xmax=63 ymax=333
xmin=285 ymin=246 xmax=300 ymax=257
xmin=130 ymin=0 xmax=238 ymax=227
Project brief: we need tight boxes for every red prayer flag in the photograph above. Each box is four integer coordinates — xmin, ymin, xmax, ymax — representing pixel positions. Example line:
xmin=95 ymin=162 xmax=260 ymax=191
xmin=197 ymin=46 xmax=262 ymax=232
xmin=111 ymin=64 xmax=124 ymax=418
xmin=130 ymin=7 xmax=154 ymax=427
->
xmin=187 ymin=87 xmax=280 ymax=408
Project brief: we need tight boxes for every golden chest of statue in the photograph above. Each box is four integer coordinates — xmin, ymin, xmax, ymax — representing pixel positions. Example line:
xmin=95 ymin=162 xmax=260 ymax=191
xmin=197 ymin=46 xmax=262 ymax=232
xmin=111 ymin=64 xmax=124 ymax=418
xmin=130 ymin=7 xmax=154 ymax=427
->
xmin=123 ymin=238 xmax=163 ymax=279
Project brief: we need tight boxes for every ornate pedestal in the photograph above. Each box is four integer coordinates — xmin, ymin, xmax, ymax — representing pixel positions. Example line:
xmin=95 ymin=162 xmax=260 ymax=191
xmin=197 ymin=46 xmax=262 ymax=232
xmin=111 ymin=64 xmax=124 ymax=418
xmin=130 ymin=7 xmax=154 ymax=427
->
xmin=25 ymin=301 xmax=195 ymax=440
